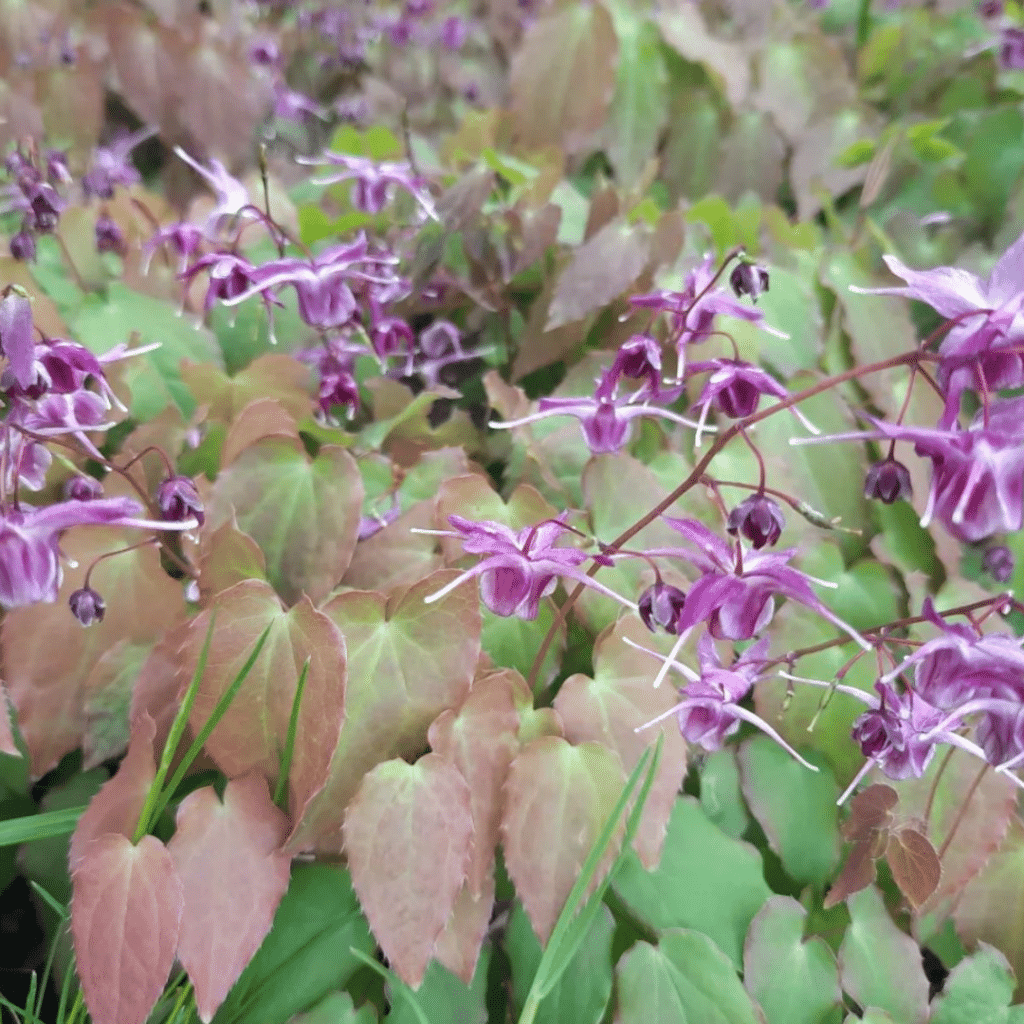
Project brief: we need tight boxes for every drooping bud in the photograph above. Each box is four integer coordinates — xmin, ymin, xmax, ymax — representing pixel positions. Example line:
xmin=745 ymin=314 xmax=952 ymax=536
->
xmin=157 ymin=475 xmax=205 ymax=527
xmin=638 ymin=582 xmax=687 ymax=635
xmin=95 ymin=215 xmax=127 ymax=256
xmin=64 ymin=475 xmax=104 ymax=501
xmin=864 ymin=459 xmax=912 ymax=504
xmin=727 ymin=494 xmax=785 ymax=549
xmin=9 ymin=230 xmax=36 ymax=262
xmin=0 ymin=288 xmax=37 ymax=390
xmin=982 ymin=544 xmax=1014 ymax=584
xmin=26 ymin=183 xmax=63 ymax=232
xmin=1001 ymin=27 xmax=1024 ymax=71
xmin=729 ymin=261 xmax=770 ymax=303
xmin=69 ymin=586 xmax=105 ymax=627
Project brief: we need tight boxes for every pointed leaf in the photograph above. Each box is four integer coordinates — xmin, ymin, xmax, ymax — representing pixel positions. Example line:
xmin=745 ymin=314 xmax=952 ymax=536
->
xmin=208 ymin=438 xmax=364 ymax=605
xmin=742 ymin=897 xmax=842 ymax=1024
xmin=292 ymin=571 xmax=479 ymax=852
xmin=221 ymin=399 xmax=300 ymax=468
xmin=886 ymin=828 xmax=941 ymax=911
xmin=838 ymin=886 xmax=929 ymax=1024
xmin=612 ymin=797 xmax=772 ymax=969
xmin=428 ymin=670 xmax=521 ymax=895
xmin=433 ymin=871 xmax=495 ymax=986
xmin=198 ymin=521 xmax=269 ymax=603
xmin=71 ymin=834 xmax=184 ymax=1024
xmin=69 ymin=714 xmax=156 ymax=872
xmin=169 ymin=774 xmax=292 ymax=1022
xmin=553 ymin=615 xmax=688 ymax=868
xmin=344 ymin=755 xmax=473 ymax=988
xmin=615 ymin=931 xmax=761 ymax=1024
xmin=82 ymin=640 xmax=152 ymax=770
xmin=501 ymin=736 xmax=626 ymax=944
xmin=183 ymin=581 xmax=346 ymax=821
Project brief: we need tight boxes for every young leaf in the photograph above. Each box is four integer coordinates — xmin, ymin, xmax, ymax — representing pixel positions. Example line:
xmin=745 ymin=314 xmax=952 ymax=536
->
xmin=71 ymin=833 xmax=184 ymax=1024
xmin=168 ymin=773 xmax=291 ymax=1023
xmin=886 ymin=828 xmax=941 ymax=911
xmin=343 ymin=755 xmax=474 ymax=989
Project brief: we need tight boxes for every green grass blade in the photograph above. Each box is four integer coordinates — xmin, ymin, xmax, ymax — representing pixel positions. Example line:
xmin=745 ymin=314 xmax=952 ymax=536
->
xmin=274 ymin=657 xmax=310 ymax=810
xmin=0 ymin=807 xmax=85 ymax=847
xmin=146 ymin=622 xmax=273 ymax=830
xmin=348 ymin=948 xmax=430 ymax=1024
xmin=134 ymin=614 xmax=217 ymax=842
xmin=28 ymin=882 xmax=67 ymax=1024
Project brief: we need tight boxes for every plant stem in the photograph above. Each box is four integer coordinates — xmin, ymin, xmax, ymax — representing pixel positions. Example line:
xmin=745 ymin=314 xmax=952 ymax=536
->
xmin=856 ymin=0 xmax=873 ymax=51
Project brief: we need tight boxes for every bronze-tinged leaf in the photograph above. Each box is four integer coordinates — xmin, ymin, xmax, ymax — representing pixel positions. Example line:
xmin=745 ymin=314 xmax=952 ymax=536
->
xmin=183 ymin=581 xmax=346 ymax=821
xmin=841 ymin=783 xmax=898 ymax=842
xmin=82 ymin=640 xmax=154 ymax=770
xmin=70 ymin=715 xmax=157 ymax=873
xmin=501 ymin=736 xmax=626 ymax=944
xmin=71 ymin=834 xmax=184 ymax=1024
xmin=428 ymin=670 xmax=522 ymax=895
xmin=181 ymin=355 xmax=313 ymax=425
xmin=823 ymin=839 xmax=878 ymax=910
xmin=511 ymin=270 xmax=589 ymax=381
xmin=509 ymin=1 xmax=618 ymax=155
xmin=342 ymin=500 xmax=445 ymax=593
xmin=545 ymin=219 xmax=651 ymax=331
xmin=197 ymin=521 xmax=268 ymax=605
xmin=343 ymin=755 xmax=474 ymax=989
xmin=886 ymin=827 xmax=941 ymax=910
xmin=221 ymin=399 xmax=300 ymax=469
xmin=129 ymin=622 xmax=194 ymax=758
xmin=3 ymin=526 xmax=185 ymax=777
xmin=0 ymin=683 xmax=19 ymax=758
xmin=553 ymin=615 xmax=687 ymax=868
xmin=168 ymin=774 xmax=291 ymax=1023
xmin=207 ymin=438 xmax=364 ymax=606
xmin=290 ymin=571 xmax=481 ymax=853
xmin=434 ymin=871 xmax=495 ymax=986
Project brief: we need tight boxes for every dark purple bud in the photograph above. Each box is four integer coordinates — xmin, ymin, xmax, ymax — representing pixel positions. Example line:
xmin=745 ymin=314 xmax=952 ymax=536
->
xmin=729 ymin=262 xmax=770 ymax=303
xmin=64 ymin=475 xmax=104 ymax=501
xmin=638 ymin=582 xmax=687 ymax=635
xmin=250 ymin=37 xmax=280 ymax=66
xmin=1001 ymin=27 xmax=1024 ymax=70
xmin=980 ymin=0 xmax=1004 ymax=17
xmin=157 ymin=475 xmax=204 ymax=526
xmin=727 ymin=494 xmax=785 ymax=549
xmin=715 ymin=378 xmax=762 ymax=419
xmin=982 ymin=545 xmax=1014 ymax=584
xmin=95 ymin=215 xmax=127 ymax=256
xmin=9 ymin=230 xmax=36 ymax=262
xmin=69 ymin=586 xmax=105 ymax=627
xmin=864 ymin=459 xmax=913 ymax=504
xmin=27 ymin=183 xmax=62 ymax=232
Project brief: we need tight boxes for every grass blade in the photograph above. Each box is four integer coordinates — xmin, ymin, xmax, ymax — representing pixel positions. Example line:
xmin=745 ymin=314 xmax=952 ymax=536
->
xmin=0 ymin=807 xmax=85 ymax=847
xmin=274 ymin=657 xmax=310 ymax=810
xmin=348 ymin=948 xmax=430 ymax=1024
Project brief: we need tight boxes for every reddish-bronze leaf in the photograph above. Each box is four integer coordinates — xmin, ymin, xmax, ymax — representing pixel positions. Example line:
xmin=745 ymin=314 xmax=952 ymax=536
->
xmin=886 ymin=828 xmax=941 ymax=910
xmin=129 ymin=622 xmax=194 ymax=759
xmin=343 ymin=755 xmax=474 ymax=988
xmin=70 ymin=715 xmax=157 ymax=873
xmin=82 ymin=640 xmax=153 ymax=770
xmin=824 ymin=839 xmax=879 ymax=910
xmin=428 ymin=670 xmax=522 ymax=895
xmin=220 ymin=399 xmax=300 ymax=469
xmin=197 ymin=521 xmax=268 ymax=605
xmin=841 ymin=784 xmax=898 ymax=843
xmin=290 ymin=570 xmax=480 ymax=852
xmin=501 ymin=736 xmax=626 ymax=944
xmin=0 ymin=682 xmax=18 ymax=758
xmin=342 ymin=499 xmax=445 ymax=592
xmin=553 ymin=615 xmax=688 ymax=868
xmin=71 ymin=834 xmax=184 ymax=1024
xmin=183 ymin=581 xmax=346 ymax=821
xmin=509 ymin=1 xmax=618 ymax=155
xmin=4 ymin=526 xmax=185 ymax=776
xmin=181 ymin=355 xmax=313 ymax=425
xmin=434 ymin=870 xmax=495 ymax=986
xmin=168 ymin=773 xmax=291 ymax=1022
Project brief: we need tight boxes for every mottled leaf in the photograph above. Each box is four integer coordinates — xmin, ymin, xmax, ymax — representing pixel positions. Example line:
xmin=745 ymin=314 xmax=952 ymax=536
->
xmin=612 ymin=797 xmax=772 ymax=968
xmin=501 ymin=736 xmax=626 ymax=944
xmin=183 ymin=581 xmax=346 ymax=821
xmin=553 ymin=615 xmax=687 ymax=868
xmin=344 ymin=755 xmax=473 ymax=988
xmin=292 ymin=571 xmax=480 ymax=852
xmin=221 ymin=399 xmax=300 ymax=469
xmin=742 ymin=897 xmax=842 ymax=1024
xmin=208 ymin=438 xmax=364 ymax=605
xmin=71 ymin=834 xmax=184 ymax=1024
xmin=838 ymin=886 xmax=930 ymax=1024
xmin=169 ymin=774 xmax=291 ymax=1022
xmin=82 ymin=640 xmax=152 ymax=770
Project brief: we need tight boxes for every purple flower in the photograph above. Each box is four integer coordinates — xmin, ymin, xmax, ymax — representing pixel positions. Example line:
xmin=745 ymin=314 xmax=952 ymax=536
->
xmin=358 ymin=495 xmax=401 ymax=540
xmin=850 ymin=682 xmax=945 ymax=780
xmin=296 ymin=338 xmax=361 ymax=419
xmin=1001 ymin=27 xmax=1024 ymax=70
xmin=417 ymin=515 xmax=633 ymax=620
xmin=633 ymin=632 xmax=818 ymax=768
xmin=95 ymin=216 xmax=127 ymax=257
xmin=864 ymin=458 xmax=912 ymax=504
xmin=69 ymin=586 xmax=105 ymax=627
xmin=157 ymin=476 xmax=205 ymax=527
xmin=0 ymin=497 xmax=195 ymax=608
xmin=983 ymin=545 xmax=1014 ymax=583
xmin=9 ymin=230 xmax=36 ymax=262
xmin=173 ymin=148 xmax=252 ymax=235
xmin=638 ymin=582 xmax=687 ymax=634
xmin=595 ymin=334 xmax=668 ymax=402
xmin=729 ymin=262 xmax=769 ymax=302
xmin=303 ymin=152 xmax=437 ymax=218
xmin=81 ymin=126 xmax=155 ymax=200
xmin=0 ymin=290 xmax=37 ymax=390
xmin=726 ymin=494 xmax=785 ymax=549
xmin=64 ymin=475 xmax=103 ymax=501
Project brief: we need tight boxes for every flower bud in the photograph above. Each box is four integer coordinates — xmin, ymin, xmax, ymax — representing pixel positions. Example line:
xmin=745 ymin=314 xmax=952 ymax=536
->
xmin=729 ymin=262 xmax=769 ymax=303
xmin=727 ymin=494 xmax=785 ymax=549
xmin=9 ymin=230 xmax=36 ymax=262
xmin=983 ymin=544 xmax=1014 ymax=584
xmin=69 ymin=586 xmax=105 ymax=627
xmin=864 ymin=459 xmax=912 ymax=504
xmin=27 ymin=184 xmax=62 ymax=232
xmin=157 ymin=475 xmax=204 ymax=527
xmin=95 ymin=216 xmax=127 ymax=256
xmin=638 ymin=582 xmax=686 ymax=635
xmin=64 ymin=474 xmax=104 ymax=501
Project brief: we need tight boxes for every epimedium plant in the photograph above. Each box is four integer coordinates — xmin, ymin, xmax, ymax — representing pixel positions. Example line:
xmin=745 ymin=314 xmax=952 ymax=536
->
xmin=4 ymin=1 xmax=1024 ymax=1024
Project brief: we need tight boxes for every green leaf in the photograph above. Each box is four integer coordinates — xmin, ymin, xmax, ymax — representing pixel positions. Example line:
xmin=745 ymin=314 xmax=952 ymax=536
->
xmin=743 ymin=897 xmax=842 ymax=1024
xmin=616 ymin=930 xmax=761 ymax=1024
xmin=737 ymin=736 xmax=840 ymax=888
xmin=0 ymin=806 xmax=84 ymax=846
xmin=929 ymin=943 xmax=1024 ymax=1024
xmin=699 ymin=751 xmax=749 ymax=841
xmin=290 ymin=990 xmax=378 ymax=1024
xmin=612 ymin=797 xmax=772 ymax=969
xmin=212 ymin=864 xmax=374 ymax=1024
xmin=506 ymin=902 xmax=613 ymax=1024
xmin=481 ymin=604 xmax=564 ymax=692
xmin=69 ymin=283 xmax=223 ymax=419
xmin=384 ymin=951 xmax=490 ymax=1024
